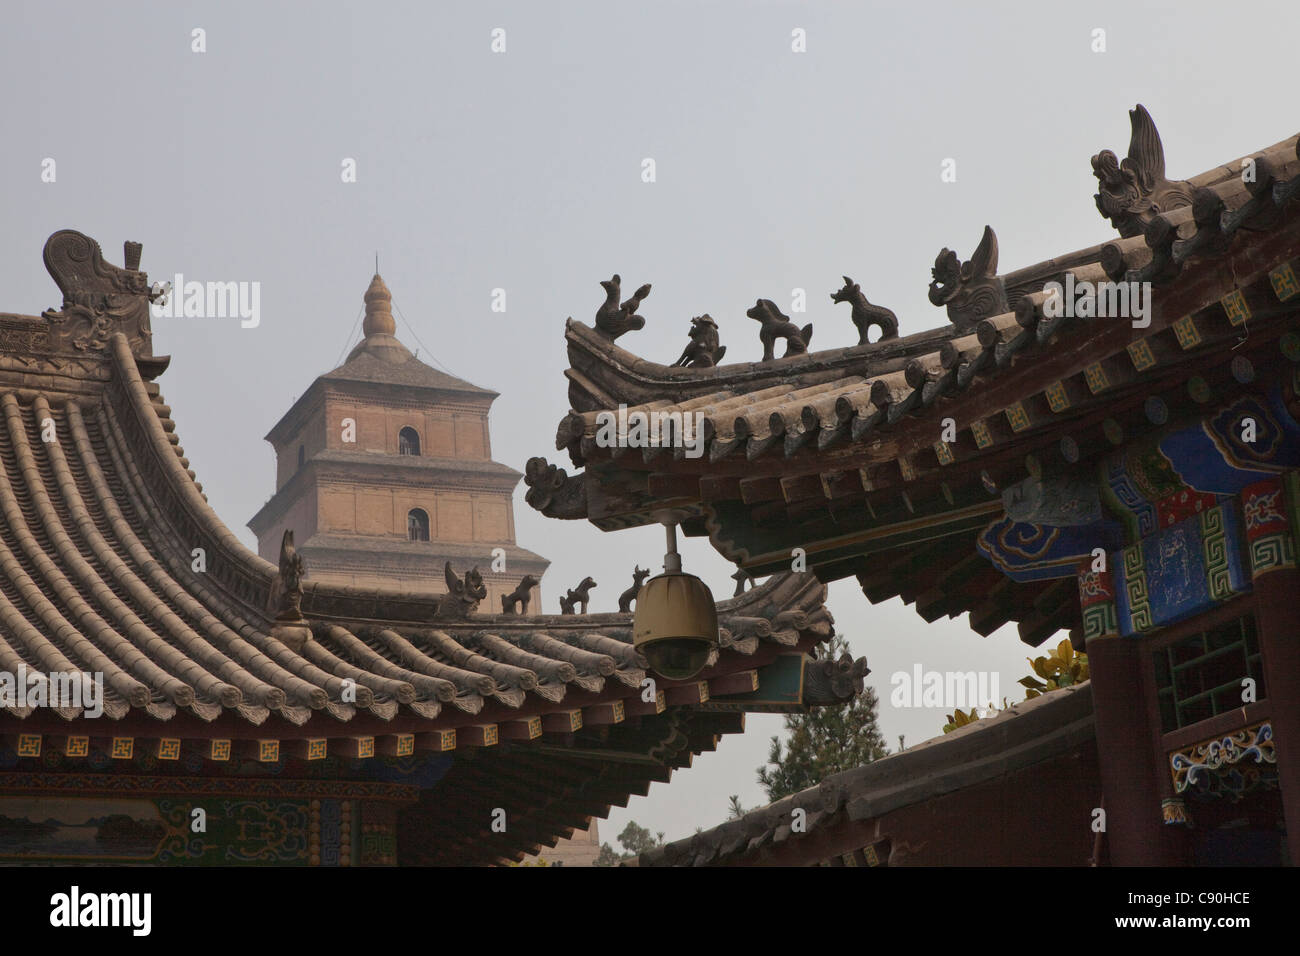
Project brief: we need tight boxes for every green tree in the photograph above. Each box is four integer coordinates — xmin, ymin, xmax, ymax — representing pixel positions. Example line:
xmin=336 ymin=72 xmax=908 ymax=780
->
xmin=593 ymin=820 xmax=664 ymax=866
xmin=757 ymin=634 xmax=888 ymax=801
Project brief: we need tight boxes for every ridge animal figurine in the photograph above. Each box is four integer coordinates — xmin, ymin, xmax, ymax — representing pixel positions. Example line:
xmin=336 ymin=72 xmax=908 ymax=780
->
xmin=500 ymin=574 xmax=541 ymax=615
xmin=618 ymin=566 xmax=651 ymax=612
xmin=437 ymin=562 xmax=487 ymax=618
xmin=273 ymin=529 xmax=306 ymax=622
xmin=559 ymin=576 xmax=597 ymax=615
xmin=671 ymin=314 xmax=726 ymax=368
xmin=595 ymin=274 xmax=651 ymax=341
xmin=746 ymin=299 xmax=813 ymax=361
xmin=831 ymin=276 xmax=899 ymax=344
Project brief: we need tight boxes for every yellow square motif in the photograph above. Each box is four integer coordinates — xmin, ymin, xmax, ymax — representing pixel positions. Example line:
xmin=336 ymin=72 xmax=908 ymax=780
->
xmin=158 ymin=738 xmax=181 ymax=760
xmin=484 ymin=725 xmax=499 ymax=746
xmin=441 ymin=729 xmax=457 ymax=750
xmin=110 ymin=737 xmax=133 ymax=760
xmin=1005 ymin=403 xmax=1030 ymax=432
xmin=306 ymin=738 xmax=327 ymax=760
xmin=1127 ymin=339 xmax=1156 ymax=370
xmin=211 ymin=739 xmax=231 ymax=761
xmin=17 ymin=734 xmax=40 ymax=757
xmin=395 ymin=734 xmax=414 ymax=757
xmin=1270 ymin=263 xmax=1299 ymax=302
xmin=357 ymin=736 xmax=375 ymax=759
xmin=1045 ymin=381 xmax=1069 ymax=413
xmin=258 ymin=739 xmax=279 ymax=762
xmin=1084 ymin=362 xmax=1109 ymax=393
xmin=1221 ymin=289 xmax=1251 ymax=326
xmin=1172 ymin=315 xmax=1201 ymax=349
xmin=611 ymin=700 xmax=625 ymax=723
xmin=65 ymin=736 xmax=89 ymax=758
xmin=934 ymin=441 xmax=954 ymax=465
xmin=970 ymin=420 xmax=992 ymax=449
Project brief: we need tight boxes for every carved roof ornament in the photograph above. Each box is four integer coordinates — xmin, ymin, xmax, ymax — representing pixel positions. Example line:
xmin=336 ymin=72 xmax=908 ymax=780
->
xmin=831 ymin=276 xmax=899 ymax=344
xmin=523 ymin=456 xmax=587 ymax=519
xmin=803 ymin=652 xmax=870 ymax=705
xmin=41 ymin=229 xmax=163 ymax=356
xmin=559 ymin=576 xmax=597 ymax=614
xmin=671 ymin=314 xmax=726 ymax=368
xmin=928 ymin=225 xmax=1009 ymax=332
xmin=437 ymin=563 xmax=487 ymax=619
xmin=618 ymin=565 xmax=650 ymax=612
xmin=747 ymin=299 xmax=813 ymax=362
xmin=1091 ymin=104 xmax=1195 ymax=238
xmin=500 ymin=574 xmax=540 ymax=615
xmin=269 ymin=530 xmax=311 ymax=652
xmin=595 ymin=273 xmax=651 ymax=341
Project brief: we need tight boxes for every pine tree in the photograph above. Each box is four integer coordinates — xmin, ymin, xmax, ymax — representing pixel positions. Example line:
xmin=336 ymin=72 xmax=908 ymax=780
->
xmin=756 ymin=634 xmax=888 ymax=802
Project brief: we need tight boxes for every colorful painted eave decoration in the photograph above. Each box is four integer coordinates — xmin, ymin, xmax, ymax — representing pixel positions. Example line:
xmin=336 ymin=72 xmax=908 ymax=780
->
xmin=1113 ymin=502 xmax=1251 ymax=637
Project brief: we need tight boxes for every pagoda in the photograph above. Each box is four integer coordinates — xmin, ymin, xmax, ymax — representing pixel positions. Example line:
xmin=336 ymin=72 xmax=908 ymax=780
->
xmin=248 ymin=273 xmax=548 ymax=610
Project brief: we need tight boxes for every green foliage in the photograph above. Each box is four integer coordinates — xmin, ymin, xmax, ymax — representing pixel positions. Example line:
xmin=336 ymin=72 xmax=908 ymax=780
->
xmin=593 ymin=820 xmax=665 ymax=866
xmin=941 ymin=641 xmax=1090 ymax=734
xmin=756 ymin=634 xmax=888 ymax=802
xmin=1019 ymin=640 xmax=1089 ymax=698
xmin=726 ymin=795 xmax=746 ymax=820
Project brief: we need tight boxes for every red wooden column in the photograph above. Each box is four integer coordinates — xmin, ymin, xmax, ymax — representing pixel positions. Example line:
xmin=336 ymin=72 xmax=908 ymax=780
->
xmin=1087 ymin=634 xmax=1188 ymax=865
xmin=1244 ymin=476 xmax=1300 ymax=864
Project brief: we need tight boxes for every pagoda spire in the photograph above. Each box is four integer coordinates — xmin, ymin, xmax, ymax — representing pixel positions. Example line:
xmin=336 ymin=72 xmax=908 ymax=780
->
xmin=362 ymin=273 xmax=397 ymax=339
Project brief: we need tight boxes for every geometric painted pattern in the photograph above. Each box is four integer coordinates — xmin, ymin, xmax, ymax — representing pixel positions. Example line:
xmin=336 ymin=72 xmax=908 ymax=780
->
xmin=1269 ymin=262 xmax=1299 ymax=302
xmin=971 ymin=420 xmax=993 ymax=449
xmin=258 ymin=740 xmax=280 ymax=762
xmin=1200 ymin=505 xmax=1234 ymax=601
xmin=17 ymin=734 xmax=40 ymax=758
xmin=1121 ymin=544 xmax=1153 ymax=633
xmin=1221 ymin=289 xmax=1251 ymax=327
xmin=306 ymin=739 xmax=328 ymax=761
xmin=1045 ymin=381 xmax=1070 ymax=412
xmin=1085 ymin=362 xmax=1109 ymax=393
xmin=211 ymin=739 xmax=231 ymax=762
xmin=157 ymin=738 xmax=181 ymax=760
xmin=393 ymin=734 xmax=415 ymax=757
xmin=110 ymin=737 xmax=133 ymax=760
xmin=1077 ymin=556 xmax=1118 ymax=641
xmin=934 ymin=440 xmax=954 ymax=465
xmin=1172 ymin=315 xmax=1202 ymax=349
xmin=64 ymin=736 xmax=89 ymax=758
xmin=1005 ymin=402 xmax=1030 ymax=432
xmin=1114 ymin=503 xmax=1252 ymax=637
xmin=1242 ymin=477 xmax=1296 ymax=577
xmin=1127 ymin=338 xmax=1156 ymax=371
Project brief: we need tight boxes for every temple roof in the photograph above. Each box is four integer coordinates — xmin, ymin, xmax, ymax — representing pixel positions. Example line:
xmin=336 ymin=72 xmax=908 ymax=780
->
xmin=0 ymin=230 xmax=858 ymax=864
xmin=637 ymin=681 xmax=1095 ymax=867
xmin=526 ymin=106 xmax=1300 ymax=646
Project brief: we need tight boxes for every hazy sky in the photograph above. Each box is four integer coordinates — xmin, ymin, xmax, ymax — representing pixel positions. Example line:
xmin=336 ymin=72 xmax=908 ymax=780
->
xmin=3 ymin=1 xmax=1297 ymax=849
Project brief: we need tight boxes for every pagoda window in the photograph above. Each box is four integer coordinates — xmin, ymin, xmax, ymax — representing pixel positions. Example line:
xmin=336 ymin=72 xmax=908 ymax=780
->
xmin=407 ymin=508 xmax=430 ymax=542
xmin=399 ymin=427 xmax=421 ymax=456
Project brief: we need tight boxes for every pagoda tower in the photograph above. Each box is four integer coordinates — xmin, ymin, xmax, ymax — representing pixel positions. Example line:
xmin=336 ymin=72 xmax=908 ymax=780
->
xmin=248 ymin=273 xmax=548 ymax=608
